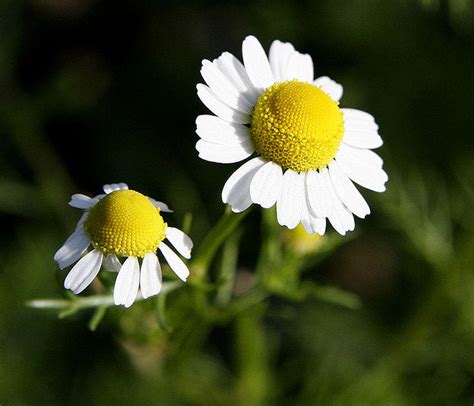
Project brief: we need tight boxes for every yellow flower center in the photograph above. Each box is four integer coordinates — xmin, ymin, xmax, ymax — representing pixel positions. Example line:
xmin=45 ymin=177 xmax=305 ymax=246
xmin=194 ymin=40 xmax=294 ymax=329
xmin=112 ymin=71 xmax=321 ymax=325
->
xmin=83 ymin=190 xmax=167 ymax=258
xmin=250 ymin=80 xmax=344 ymax=172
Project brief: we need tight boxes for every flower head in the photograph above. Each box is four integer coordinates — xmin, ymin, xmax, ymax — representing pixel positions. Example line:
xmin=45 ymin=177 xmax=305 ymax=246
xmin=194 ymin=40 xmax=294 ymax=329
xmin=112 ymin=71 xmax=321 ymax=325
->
xmin=196 ymin=35 xmax=388 ymax=235
xmin=54 ymin=183 xmax=193 ymax=307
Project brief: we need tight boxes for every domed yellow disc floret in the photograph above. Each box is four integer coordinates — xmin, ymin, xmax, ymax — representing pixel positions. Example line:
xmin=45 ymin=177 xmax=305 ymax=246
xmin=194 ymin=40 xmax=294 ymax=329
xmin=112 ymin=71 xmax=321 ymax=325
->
xmin=250 ymin=80 xmax=345 ymax=172
xmin=83 ymin=190 xmax=167 ymax=258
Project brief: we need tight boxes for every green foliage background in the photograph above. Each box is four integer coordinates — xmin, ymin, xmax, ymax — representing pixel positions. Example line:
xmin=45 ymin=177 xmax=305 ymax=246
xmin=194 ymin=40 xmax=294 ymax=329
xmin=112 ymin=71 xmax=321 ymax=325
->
xmin=0 ymin=0 xmax=473 ymax=404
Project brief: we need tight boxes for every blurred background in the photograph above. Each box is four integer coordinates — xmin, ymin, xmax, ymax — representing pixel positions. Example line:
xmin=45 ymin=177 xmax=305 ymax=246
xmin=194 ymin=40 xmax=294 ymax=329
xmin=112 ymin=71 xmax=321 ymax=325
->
xmin=1 ymin=0 xmax=473 ymax=404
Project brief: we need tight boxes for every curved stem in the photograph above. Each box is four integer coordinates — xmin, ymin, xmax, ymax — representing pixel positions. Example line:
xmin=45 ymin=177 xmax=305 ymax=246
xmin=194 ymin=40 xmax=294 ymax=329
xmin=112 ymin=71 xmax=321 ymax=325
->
xmin=215 ymin=227 xmax=243 ymax=307
xmin=191 ymin=207 xmax=250 ymax=281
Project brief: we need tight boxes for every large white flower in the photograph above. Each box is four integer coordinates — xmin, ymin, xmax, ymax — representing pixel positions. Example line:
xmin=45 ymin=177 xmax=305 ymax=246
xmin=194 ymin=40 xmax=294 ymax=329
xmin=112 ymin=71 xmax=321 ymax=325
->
xmin=196 ymin=35 xmax=388 ymax=235
xmin=54 ymin=183 xmax=193 ymax=308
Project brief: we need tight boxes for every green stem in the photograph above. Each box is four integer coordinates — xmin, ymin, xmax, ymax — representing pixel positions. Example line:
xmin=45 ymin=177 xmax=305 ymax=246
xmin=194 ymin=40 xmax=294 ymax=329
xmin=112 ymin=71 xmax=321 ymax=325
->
xmin=27 ymin=281 xmax=182 ymax=313
xmin=215 ymin=227 xmax=243 ymax=307
xmin=191 ymin=207 xmax=250 ymax=281
xmin=28 ymin=295 xmax=115 ymax=310
xmin=234 ymin=303 xmax=272 ymax=404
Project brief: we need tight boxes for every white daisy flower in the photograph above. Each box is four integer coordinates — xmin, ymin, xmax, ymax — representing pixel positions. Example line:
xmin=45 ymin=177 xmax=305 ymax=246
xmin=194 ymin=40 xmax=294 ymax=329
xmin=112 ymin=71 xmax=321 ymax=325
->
xmin=54 ymin=183 xmax=193 ymax=308
xmin=196 ymin=35 xmax=388 ymax=235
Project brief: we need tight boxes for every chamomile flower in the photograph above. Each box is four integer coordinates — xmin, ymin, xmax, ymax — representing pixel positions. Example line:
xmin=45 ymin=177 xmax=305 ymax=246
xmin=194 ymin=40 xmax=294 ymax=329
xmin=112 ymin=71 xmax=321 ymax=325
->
xmin=54 ymin=183 xmax=193 ymax=308
xmin=196 ymin=35 xmax=388 ymax=235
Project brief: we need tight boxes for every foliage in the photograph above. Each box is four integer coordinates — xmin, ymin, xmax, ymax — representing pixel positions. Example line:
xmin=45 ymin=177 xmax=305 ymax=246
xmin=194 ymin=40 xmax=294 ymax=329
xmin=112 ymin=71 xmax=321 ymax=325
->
xmin=0 ymin=0 xmax=473 ymax=405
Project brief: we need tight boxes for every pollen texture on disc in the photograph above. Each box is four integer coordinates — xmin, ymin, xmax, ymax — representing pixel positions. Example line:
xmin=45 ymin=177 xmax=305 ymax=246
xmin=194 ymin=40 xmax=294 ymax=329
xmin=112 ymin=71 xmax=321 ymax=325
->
xmin=250 ymin=80 xmax=345 ymax=172
xmin=83 ymin=190 xmax=166 ymax=258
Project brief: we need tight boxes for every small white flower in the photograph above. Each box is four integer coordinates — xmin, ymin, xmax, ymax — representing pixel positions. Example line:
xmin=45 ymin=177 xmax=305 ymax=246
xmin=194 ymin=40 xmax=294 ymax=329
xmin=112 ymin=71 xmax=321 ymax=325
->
xmin=54 ymin=183 xmax=193 ymax=308
xmin=196 ymin=35 xmax=388 ymax=235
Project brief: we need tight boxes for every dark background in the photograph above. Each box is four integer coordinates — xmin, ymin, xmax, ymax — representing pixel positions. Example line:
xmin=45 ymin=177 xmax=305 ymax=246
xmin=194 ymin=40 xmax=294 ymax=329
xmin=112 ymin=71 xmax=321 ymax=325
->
xmin=1 ymin=0 xmax=473 ymax=404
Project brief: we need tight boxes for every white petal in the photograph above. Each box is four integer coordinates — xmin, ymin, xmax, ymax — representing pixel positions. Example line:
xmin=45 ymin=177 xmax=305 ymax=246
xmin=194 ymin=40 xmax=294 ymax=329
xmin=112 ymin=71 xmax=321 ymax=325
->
xmin=64 ymin=249 xmax=103 ymax=294
xmin=276 ymin=170 xmax=304 ymax=229
xmin=196 ymin=139 xmax=254 ymax=164
xmin=269 ymin=40 xmax=295 ymax=82
xmin=336 ymin=145 xmax=388 ymax=192
xmin=158 ymin=242 xmax=190 ymax=282
xmin=54 ymin=228 xmax=90 ymax=270
xmin=300 ymin=202 xmax=313 ymax=234
xmin=201 ymin=59 xmax=253 ymax=114
xmin=103 ymin=183 xmax=128 ymax=194
xmin=165 ymin=227 xmax=193 ymax=259
xmin=319 ymin=168 xmax=355 ymax=234
xmin=249 ymin=161 xmax=283 ymax=208
xmin=197 ymin=84 xmax=250 ymax=124
xmin=328 ymin=160 xmax=370 ymax=218
xmin=104 ymin=254 xmax=121 ymax=273
xmin=140 ymin=253 xmax=162 ymax=299
xmin=325 ymin=179 xmax=355 ymax=236
xmin=340 ymin=108 xmax=375 ymax=122
xmin=343 ymin=129 xmax=383 ymax=150
xmin=311 ymin=215 xmax=327 ymax=235
xmin=242 ymin=35 xmax=274 ymax=91
xmin=342 ymin=109 xmax=382 ymax=149
xmin=338 ymin=143 xmax=383 ymax=168
xmin=342 ymin=112 xmax=379 ymax=130
xmin=287 ymin=52 xmax=314 ymax=82
xmin=148 ymin=198 xmax=173 ymax=213
xmin=114 ymin=257 xmax=140 ymax=308
xmin=301 ymin=191 xmax=326 ymax=235
xmin=215 ymin=51 xmax=260 ymax=103
xmin=306 ymin=169 xmax=332 ymax=218
xmin=313 ymin=76 xmax=343 ymax=102
xmin=196 ymin=115 xmax=251 ymax=145
xmin=76 ymin=212 xmax=88 ymax=228
xmin=221 ymin=157 xmax=265 ymax=213
xmin=69 ymin=194 xmax=96 ymax=209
